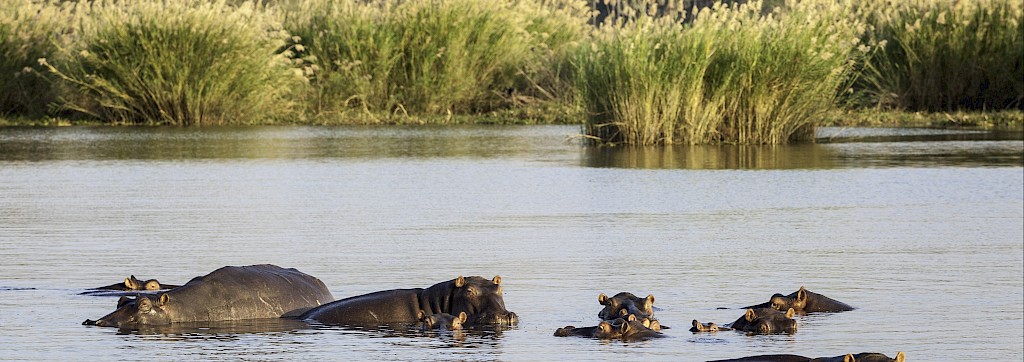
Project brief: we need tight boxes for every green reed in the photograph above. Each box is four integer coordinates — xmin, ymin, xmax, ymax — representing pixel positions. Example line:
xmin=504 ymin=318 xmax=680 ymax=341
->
xmin=283 ymin=0 xmax=587 ymax=122
xmin=40 ymin=0 xmax=305 ymax=125
xmin=0 ymin=0 xmax=69 ymax=116
xmin=857 ymin=0 xmax=1023 ymax=111
xmin=574 ymin=0 xmax=865 ymax=145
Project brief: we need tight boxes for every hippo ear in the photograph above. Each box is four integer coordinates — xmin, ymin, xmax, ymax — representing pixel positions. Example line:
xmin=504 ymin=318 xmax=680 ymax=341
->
xmin=124 ymin=276 xmax=137 ymax=290
xmin=454 ymin=276 xmax=466 ymax=288
xmin=457 ymin=312 xmax=467 ymax=324
xmin=491 ymin=276 xmax=501 ymax=285
xmin=598 ymin=322 xmax=612 ymax=334
xmin=619 ymin=320 xmax=630 ymax=334
xmin=417 ymin=310 xmax=426 ymax=321
xmin=842 ymin=354 xmax=855 ymax=362
xmin=618 ymin=308 xmax=629 ymax=317
xmin=785 ymin=308 xmax=795 ymax=319
xmin=159 ymin=293 xmax=169 ymax=306
xmin=598 ymin=293 xmax=609 ymax=305
xmin=796 ymin=287 xmax=807 ymax=302
xmin=643 ymin=294 xmax=655 ymax=311
xmin=894 ymin=352 xmax=905 ymax=362
xmin=744 ymin=308 xmax=756 ymax=322
xmin=641 ymin=318 xmax=651 ymax=328
xmin=627 ymin=314 xmax=637 ymax=322
xmin=691 ymin=319 xmax=700 ymax=328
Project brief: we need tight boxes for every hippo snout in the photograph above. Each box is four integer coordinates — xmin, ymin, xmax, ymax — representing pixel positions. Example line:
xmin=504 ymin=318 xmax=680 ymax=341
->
xmin=82 ymin=319 xmax=97 ymax=326
xmin=476 ymin=311 xmax=517 ymax=326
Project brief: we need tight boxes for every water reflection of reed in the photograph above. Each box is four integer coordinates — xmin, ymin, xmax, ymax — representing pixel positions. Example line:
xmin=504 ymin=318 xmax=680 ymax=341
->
xmin=582 ymin=144 xmax=837 ymax=170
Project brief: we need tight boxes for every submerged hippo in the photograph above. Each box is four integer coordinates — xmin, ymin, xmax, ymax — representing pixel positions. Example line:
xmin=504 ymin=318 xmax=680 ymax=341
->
xmin=83 ymin=264 xmax=333 ymax=328
xmin=708 ymin=355 xmax=815 ymax=362
xmin=711 ymin=352 xmax=905 ymax=362
xmin=91 ymin=275 xmax=179 ymax=291
xmin=554 ymin=315 xmax=664 ymax=341
xmin=81 ymin=275 xmax=182 ymax=296
xmin=690 ymin=319 xmax=732 ymax=332
xmin=809 ymin=352 xmax=906 ymax=362
xmin=300 ymin=275 xmax=517 ymax=327
xmin=418 ymin=311 xmax=466 ymax=331
xmin=728 ymin=307 xmax=798 ymax=334
xmin=744 ymin=286 xmax=854 ymax=314
xmin=598 ymin=292 xmax=655 ymax=320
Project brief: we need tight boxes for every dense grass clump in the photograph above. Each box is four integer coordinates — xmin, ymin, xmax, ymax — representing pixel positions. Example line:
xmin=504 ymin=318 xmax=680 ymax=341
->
xmin=41 ymin=0 xmax=305 ymax=125
xmin=284 ymin=0 xmax=587 ymax=122
xmin=857 ymin=0 xmax=1023 ymax=111
xmin=0 ymin=0 xmax=69 ymax=116
xmin=574 ymin=0 xmax=866 ymax=145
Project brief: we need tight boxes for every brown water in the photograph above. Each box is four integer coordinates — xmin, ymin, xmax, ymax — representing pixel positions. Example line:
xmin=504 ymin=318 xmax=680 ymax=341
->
xmin=0 ymin=125 xmax=1021 ymax=361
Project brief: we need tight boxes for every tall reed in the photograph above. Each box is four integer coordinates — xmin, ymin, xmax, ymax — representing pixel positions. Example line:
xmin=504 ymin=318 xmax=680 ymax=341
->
xmin=41 ymin=0 xmax=305 ymax=125
xmin=0 ymin=0 xmax=69 ymax=116
xmin=284 ymin=0 xmax=587 ymax=121
xmin=574 ymin=0 xmax=866 ymax=145
xmin=857 ymin=0 xmax=1023 ymax=111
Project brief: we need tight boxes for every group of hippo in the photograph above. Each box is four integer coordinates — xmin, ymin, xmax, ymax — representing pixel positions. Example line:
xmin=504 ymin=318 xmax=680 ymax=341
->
xmin=81 ymin=264 xmax=902 ymax=361
xmin=82 ymin=264 xmax=514 ymax=331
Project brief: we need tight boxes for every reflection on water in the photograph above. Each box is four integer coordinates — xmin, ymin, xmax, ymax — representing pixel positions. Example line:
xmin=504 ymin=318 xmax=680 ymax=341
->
xmin=582 ymin=144 xmax=838 ymax=169
xmin=1 ymin=125 xmax=1019 ymax=169
xmin=115 ymin=318 xmax=310 ymax=337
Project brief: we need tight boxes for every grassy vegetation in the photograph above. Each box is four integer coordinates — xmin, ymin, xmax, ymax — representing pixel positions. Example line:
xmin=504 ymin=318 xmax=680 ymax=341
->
xmin=0 ymin=0 xmax=69 ymax=117
xmin=0 ymin=0 xmax=1020 ymax=143
xmin=40 ymin=0 xmax=304 ymax=126
xmin=856 ymin=0 xmax=1023 ymax=111
xmin=573 ymin=0 xmax=867 ymax=145
xmin=282 ymin=0 xmax=588 ymax=123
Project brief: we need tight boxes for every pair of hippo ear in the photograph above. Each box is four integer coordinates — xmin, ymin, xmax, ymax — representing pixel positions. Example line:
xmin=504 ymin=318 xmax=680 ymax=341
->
xmin=453 ymin=275 xmax=502 ymax=288
xmin=743 ymin=307 xmax=796 ymax=322
xmin=123 ymin=276 xmax=161 ymax=291
xmin=597 ymin=293 xmax=655 ymax=309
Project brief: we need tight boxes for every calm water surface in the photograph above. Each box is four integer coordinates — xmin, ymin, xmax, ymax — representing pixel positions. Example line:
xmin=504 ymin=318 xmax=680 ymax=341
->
xmin=0 ymin=125 xmax=1021 ymax=361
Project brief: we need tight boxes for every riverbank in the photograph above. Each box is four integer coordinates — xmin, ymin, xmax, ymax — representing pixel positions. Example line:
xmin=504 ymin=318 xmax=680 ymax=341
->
xmin=1 ymin=0 xmax=1020 ymax=142
xmin=4 ymin=109 xmax=1022 ymax=131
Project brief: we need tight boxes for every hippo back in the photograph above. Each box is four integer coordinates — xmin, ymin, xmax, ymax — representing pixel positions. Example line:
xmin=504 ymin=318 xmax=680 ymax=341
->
xmin=167 ymin=264 xmax=334 ymax=320
xmin=88 ymin=264 xmax=333 ymax=327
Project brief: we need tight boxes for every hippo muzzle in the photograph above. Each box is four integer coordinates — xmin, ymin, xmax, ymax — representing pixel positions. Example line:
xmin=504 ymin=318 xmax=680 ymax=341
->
xmin=473 ymin=311 xmax=518 ymax=326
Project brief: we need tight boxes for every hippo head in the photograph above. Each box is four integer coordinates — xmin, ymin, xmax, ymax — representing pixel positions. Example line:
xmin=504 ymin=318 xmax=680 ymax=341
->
xmin=124 ymin=275 xmax=162 ymax=291
xmin=449 ymin=275 xmax=517 ymax=326
xmin=418 ymin=310 xmax=467 ymax=331
xmin=595 ymin=315 xmax=661 ymax=340
xmin=598 ymin=292 xmax=655 ymax=320
xmin=735 ymin=307 xmax=798 ymax=334
xmin=690 ymin=319 xmax=720 ymax=332
xmin=769 ymin=286 xmax=809 ymax=312
xmin=86 ymin=294 xmax=172 ymax=328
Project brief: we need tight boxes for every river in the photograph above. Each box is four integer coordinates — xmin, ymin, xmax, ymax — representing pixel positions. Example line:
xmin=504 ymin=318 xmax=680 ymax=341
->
xmin=0 ymin=125 xmax=1021 ymax=361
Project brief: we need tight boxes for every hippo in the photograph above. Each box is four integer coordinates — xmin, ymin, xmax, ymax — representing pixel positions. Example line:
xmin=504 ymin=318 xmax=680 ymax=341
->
xmin=554 ymin=315 xmax=664 ymax=341
xmin=809 ymin=352 xmax=906 ymax=362
xmin=712 ymin=355 xmax=815 ymax=359
xmin=418 ymin=310 xmax=467 ymax=331
xmin=708 ymin=355 xmax=815 ymax=362
xmin=744 ymin=286 xmax=854 ymax=314
xmin=300 ymin=275 xmax=517 ymax=327
xmin=710 ymin=352 xmax=905 ymax=362
xmin=728 ymin=307 xmax=798 ymax=334
xmin=91 ymin=275 xmax=180 ymax=292
xmin=83 ymin=264 xmax=333 ymax=328
xmin=598 ymin=292 xmax=655 ymax=320
xmin=690 ymin=319 xmax=732 ymax=332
